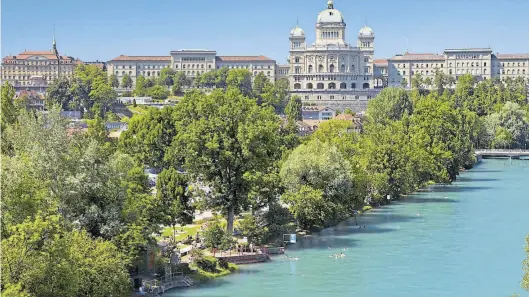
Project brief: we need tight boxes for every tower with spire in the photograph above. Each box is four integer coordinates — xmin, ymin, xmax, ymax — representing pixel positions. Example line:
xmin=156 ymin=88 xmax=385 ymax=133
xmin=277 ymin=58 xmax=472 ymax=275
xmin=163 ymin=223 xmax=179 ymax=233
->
xmin=52 ymin=26 xmax=61 ymax=79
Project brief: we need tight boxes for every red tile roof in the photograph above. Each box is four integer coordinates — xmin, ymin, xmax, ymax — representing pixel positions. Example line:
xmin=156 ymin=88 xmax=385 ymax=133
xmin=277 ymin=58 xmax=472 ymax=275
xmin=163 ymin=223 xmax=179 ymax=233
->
xmin=110 ymin=55 xmax=171 ymax=61
xmin=373 ymin=59 xmax=388 ymax=65
xmin=216 ymin=55 xmax=274 ymax=62
xmin=3 ymin=50 xmax=75 ymax=61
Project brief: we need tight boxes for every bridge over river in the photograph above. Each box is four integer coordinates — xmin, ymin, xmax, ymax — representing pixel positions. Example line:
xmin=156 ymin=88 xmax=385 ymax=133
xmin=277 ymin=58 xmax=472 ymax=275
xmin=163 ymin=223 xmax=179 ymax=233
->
xmin=475 ymin=149 xmax=529 ymax=159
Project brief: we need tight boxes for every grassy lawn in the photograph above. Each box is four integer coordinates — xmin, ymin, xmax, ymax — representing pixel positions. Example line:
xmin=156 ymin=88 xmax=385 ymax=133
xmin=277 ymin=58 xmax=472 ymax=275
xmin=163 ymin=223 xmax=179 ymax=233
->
xmin=126 ymin=105 xmax=148 ymax=115
xmin=161 ymin=224 xmax=201 ymax=242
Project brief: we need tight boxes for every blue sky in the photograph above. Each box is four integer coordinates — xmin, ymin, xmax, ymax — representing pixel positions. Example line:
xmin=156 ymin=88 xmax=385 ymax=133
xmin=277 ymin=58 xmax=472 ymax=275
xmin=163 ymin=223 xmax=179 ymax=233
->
xmin=2 ymin=0 xmax=529 ymax=63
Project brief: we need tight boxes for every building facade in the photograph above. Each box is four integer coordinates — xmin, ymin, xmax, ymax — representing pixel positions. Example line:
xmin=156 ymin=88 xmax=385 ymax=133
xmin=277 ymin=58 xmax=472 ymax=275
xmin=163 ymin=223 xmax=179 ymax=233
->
xmin=387 ymin=48 xmax=529 ymax=88
xmin=107 ymin=50 xmax=276 ymax=91
xmin=1 ymin=50 xmax=78 ymax=90
xmin=287 ymin=0 xmax=380 ymax=111
xmin=1 ymin=37 xmax=79 ymax=91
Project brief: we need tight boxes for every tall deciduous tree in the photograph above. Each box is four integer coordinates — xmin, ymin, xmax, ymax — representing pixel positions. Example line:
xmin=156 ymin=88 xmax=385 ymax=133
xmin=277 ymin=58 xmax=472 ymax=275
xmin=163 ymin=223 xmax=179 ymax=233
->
xmin=280 ymin=139 xmax=359 ymax=229
xmin=109 ymin=74 xmax=120 ymax=88
xmin=121 ymin=74 xmax=133 ymax=90
xmin=226 ymin=69 xmax=253 ymax=97
xmin=366 ymin=87 xmax=412 ymax=125
xmin=120 ymin=107 xmax=176 ymax=169
xmin=155 ymin=168 xmax=194 ymax=241
xmin=169 ymin=89 xmax=281 ymax=233
xmin=285 ymin=95 xmax=302 ymax=122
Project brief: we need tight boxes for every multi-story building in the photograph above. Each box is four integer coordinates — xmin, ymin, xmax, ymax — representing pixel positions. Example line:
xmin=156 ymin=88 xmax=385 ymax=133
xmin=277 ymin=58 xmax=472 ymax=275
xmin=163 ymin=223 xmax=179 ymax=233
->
xmin=373 ymin=59 xmax=388 ymax=88
xmin=107 ymin=50 xmax=276 ymax=91
xmin=286 ymin=0 xmax=380 ymax=111
xmin=387 ymin=48 xmax=529 ymax=87
xmin=1 ymin=37 xmax=79 ymax=91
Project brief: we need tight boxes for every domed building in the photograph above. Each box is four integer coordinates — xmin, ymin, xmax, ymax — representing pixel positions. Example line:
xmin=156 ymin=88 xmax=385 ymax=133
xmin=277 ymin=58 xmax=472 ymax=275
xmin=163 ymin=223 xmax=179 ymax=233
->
xmin=287 ymin=0 xmax=380 ymax=111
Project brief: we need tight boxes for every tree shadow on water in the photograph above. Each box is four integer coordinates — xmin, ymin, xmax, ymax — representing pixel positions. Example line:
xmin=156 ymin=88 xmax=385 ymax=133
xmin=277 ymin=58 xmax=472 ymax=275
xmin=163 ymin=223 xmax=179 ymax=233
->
xmin=456 ymin=177 xmax=499 ymax=182
xmin=429 ymin=186 xmax=492 ymax=192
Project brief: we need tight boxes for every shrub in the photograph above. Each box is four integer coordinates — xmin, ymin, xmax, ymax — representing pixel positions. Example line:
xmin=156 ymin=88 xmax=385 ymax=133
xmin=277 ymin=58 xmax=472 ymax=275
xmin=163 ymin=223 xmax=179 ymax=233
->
xmin=203 ymin=221 xmax=226 ymax=249
xmin=196 ymin=256 xmax=217 ymax=273
xmin=217 ymin=258 xmax=229 ymax=270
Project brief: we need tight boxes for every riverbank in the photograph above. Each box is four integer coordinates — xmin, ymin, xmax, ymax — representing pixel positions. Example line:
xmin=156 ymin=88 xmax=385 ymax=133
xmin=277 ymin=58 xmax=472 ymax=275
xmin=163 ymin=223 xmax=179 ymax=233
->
xmin=168 ymin=159 xmax=529 ymax=297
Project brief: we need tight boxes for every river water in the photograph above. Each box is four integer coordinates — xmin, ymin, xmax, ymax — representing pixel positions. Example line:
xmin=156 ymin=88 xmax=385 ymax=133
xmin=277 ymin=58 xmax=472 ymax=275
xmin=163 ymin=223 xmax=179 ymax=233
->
xmin=171 ymin=159 xmax=529 ymax=297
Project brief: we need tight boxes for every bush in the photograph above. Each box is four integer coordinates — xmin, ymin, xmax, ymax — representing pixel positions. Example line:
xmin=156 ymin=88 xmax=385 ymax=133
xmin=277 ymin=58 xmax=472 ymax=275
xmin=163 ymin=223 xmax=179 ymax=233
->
xmin=203 ymin=221 xmax=226 ymax=249
xmin=217 ymin=258 xmax=229 ymax=270
xmin=196 ymin=256 xmax=217 ymax=273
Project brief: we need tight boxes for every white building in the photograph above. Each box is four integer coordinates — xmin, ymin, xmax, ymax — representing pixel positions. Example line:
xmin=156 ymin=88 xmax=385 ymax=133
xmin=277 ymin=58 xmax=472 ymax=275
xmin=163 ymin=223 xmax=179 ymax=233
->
xmin=107 ymin=50 xmax=277 ymax=91
xmin=388 ymin=48 xmax=529 ymax=87
xmin=287 ymin=0 xmax=380 ymax=111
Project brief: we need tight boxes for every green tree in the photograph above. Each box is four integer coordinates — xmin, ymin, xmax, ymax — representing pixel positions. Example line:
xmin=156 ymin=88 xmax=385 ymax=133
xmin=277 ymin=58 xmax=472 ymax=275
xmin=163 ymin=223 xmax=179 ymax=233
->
xmin=1 ymin=82 xmax=17 ymax=154
xmin=134 ymin=75 xmax=147 ymax=97
xmin=46 ymin=77 xmax=73 ymax=110
xmin=109 ymin=74 xmax=120 ymax=88
xmin=285 ymin=95 xmax=302 ymax=122
xmin=155 ymin=168 xmax=194 ymax=241
xmin=86 ymin=116 xmax=108 ymax=144
xmin=226 ymin=69 xmax=253 ymax=97
xmin=169 ymin=89 xmax=281 ymax=233
xmin=203 ymin=220 xmax=231 ymax=250
xmin=252 ymin=72 xmax=271 ymax=100
xmin=400 ymin=77 xmax=408 ymax=88
xmin=159 ymin=67 xmax=176 ymax=87
xmin=1 ymin=215 xmax=131 ymax=297
xmin=121 ymin=74 xmax=133 ymax=90
xmin=147 ymin=85 xmax=170 ymax=100
xmin=120 ymin=107 xmax=177 ymax=169
xmin=522 ymin=235 xmax=529 ymax=291
xmin=280 ymin=139 xmax=358 ymax=229
xmin=238 ymin=215 xmax=266 ymax=245
xmin=367 ymin=87 xmax=412 ymax=125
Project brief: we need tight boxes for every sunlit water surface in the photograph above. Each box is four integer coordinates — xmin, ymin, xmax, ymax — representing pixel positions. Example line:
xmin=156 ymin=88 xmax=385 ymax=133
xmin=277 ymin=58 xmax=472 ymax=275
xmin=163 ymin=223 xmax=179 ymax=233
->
xmin=168 ymin=159 xmax=529 ymax=297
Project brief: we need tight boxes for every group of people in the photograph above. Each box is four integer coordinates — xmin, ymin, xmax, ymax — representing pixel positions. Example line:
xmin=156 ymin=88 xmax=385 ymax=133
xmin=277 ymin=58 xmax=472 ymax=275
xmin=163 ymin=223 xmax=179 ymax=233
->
xmin=328 ymin=246 xmax=347 ymax=258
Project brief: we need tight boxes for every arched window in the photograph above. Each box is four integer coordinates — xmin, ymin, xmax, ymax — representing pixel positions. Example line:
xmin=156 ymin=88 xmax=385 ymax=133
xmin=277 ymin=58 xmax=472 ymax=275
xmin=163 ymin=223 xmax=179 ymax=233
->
xmin=122 ymin=71 xmax=125 ymax=75
xmin=306 ymin=83 xmax=313 ymax=89
xmin=295 ymin=57 xmax=300 ymax=63
xmin=157 ymin=71 xmax=160 ymax=76
xmin=267 ymin=71 xmax=270 ymax=76
xmin=363 ymin=83 xmax=370 ymax=89
xmin=523 ymin=70 xmax=526 ymax=74
xmin=329 ymin=64 xmax=335 ymax=73
xmin=341 ymin=64 xmax=345 ymax=72
xmin=317 ymin=82 xmax=324 ymax=89
xmin=507 ymin=70 xmax=510 ymax=74
xmin=129 ymin=71 xmax=132 ymax=75
xmin=147 ymin=71 xmax=151 ymax=76
xmin=308 ymin=65 xmax=313 ymax=73
xmin=328 ymin=82 xmax=336 ymax=89
xmin=351 ymin=83 xmax=356 ymax=89
xmin=318 ymin=65 xmax=324 ymax=72
xmin=340 ymin=82 xmax=347 ymax=89
xmin=403 ymin=71 xmax=406 ymax=75
xmin=484 ymin=62 xmax=487 ymax=67
xmin=294 ymin=83 xmax=301 ymax=90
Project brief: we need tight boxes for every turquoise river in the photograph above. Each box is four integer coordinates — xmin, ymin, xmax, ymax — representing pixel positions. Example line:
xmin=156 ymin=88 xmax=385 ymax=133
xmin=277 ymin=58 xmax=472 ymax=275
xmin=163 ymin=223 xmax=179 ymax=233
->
xmin=170 ymin=159 xmax=529 ymax=297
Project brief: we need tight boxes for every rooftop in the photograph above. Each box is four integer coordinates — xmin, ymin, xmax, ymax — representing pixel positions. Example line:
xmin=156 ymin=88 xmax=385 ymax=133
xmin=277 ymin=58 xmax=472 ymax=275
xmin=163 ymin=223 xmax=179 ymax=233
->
xmin=444 ymin=48 xmax=493 ymax=53
xmin=3 ymin=50 xmax=75 ymax=61
xmin=216 ymin=55 xmax=274 ymax=62
xmin=495 ymin=53 xmax=529 ymax=60
xmin=373 ymin=59 xmax=388 ymax=65
xmin=302 ymin=105 xmax=335 ymax=112
xmin=390 ymin=53 xmax=444 ymax=61
xmin=110 ymin=55 xmax=171 ymax=61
